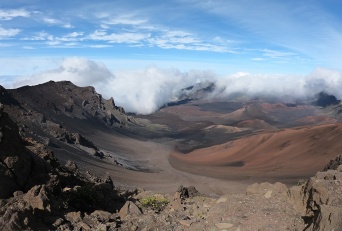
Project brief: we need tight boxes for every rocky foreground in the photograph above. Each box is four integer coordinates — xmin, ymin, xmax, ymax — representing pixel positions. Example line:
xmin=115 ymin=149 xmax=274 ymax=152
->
xmin=0 ymin=101 xmax=342 ymax=231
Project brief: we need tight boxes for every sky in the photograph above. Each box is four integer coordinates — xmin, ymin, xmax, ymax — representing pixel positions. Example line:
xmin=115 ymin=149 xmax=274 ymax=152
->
xmin=1 ymin=0 xmax=342 ymax=113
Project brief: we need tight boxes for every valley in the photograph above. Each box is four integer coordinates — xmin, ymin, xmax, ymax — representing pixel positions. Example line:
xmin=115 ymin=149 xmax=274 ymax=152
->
xmin=1 ymin=81 xmax=342 ymax=230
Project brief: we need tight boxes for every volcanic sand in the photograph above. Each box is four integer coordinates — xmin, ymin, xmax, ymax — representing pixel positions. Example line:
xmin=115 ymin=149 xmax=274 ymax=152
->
xmin=57 ymin=129 xmax=252 ymax=196
xmin=170 ymin=123 xmax=342 ymax=185
xmin=52 ymin=123 xmax=342 ymax=197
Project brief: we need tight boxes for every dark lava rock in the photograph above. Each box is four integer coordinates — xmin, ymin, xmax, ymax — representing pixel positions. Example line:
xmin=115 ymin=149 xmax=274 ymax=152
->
xmin=323 ymin=155 xmax=342 ymax=171
xmin=177 ymin=185 xmax=200 ymax=199
xmin=314 ymin=91 xmax=340 ymax=107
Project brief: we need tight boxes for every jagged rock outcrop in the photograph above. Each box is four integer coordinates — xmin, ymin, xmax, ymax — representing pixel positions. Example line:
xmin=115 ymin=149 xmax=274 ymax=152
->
xmin=289 ymin=155 xmax=342 ymax=230
xmin=0 ymin=113 xmax=125 ymax=229
xmin=0 ymin=109 xmax=46 ymax=198
xmin=323 ymin=154 xmax=342 ymax=171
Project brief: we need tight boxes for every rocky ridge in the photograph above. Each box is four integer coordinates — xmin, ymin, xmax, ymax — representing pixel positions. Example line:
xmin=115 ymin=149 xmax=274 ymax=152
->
xmin=0 ymin=82 xmax=133 ymax=161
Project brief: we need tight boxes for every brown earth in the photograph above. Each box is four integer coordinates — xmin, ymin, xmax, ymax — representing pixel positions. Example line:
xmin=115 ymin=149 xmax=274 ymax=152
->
xmin=171 ymin=123 xmax=342 ymax=184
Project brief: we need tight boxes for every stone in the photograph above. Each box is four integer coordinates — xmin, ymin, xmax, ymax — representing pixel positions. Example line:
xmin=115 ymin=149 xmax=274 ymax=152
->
xmin=90 ymin=210 xmax=116 ymax=223
xmin=52 ymin=218 xmax=64 ymax=227
xmin=119 ymin=201 xmax=141 ymax=218
xmin=264 ymin=190 xmax=272 ymax=199
xmin=97 ymin=224 xmax=109 ymax=231
xmin=179 ymin=220 xmax=192 ymax=227
xmin=13 ymin=191 xmax=24 ymax=197
xmin=177 ymin=185 xmax=200 ymax=199
xmin=289 ymin=168 xmax=342 ymax=230
xmin=337 ymin=165 xmax=342 ymax=172
xmin=323 ymin=155 xmax=342 ymax=171
xmin=78 ymin=221 xmax=91 ymax=230
xmin=64 ymin=160 xmax=78 ymax=172
xmin=215 ymin=222 xmax=234 ymax=229
xmin=216 ymin=197 xmax=228 ymax=203
xmin=65 ymin=211 xmax=82 ymax=223
xmin=170 ymin=200 xmax=183 ymax=211
xmin=83 ymin=217 xmax=96 ymax=226
xmin=23 ymin=185 xmax=51 ymax=212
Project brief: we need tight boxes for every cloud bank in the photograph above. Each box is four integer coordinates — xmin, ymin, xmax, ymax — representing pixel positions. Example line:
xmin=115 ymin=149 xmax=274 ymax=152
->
xmin=9 ymin=58 xmax=342 ymax=114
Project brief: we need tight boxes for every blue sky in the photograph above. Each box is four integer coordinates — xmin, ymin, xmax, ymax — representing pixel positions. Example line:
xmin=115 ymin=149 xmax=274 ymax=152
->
xmin=1 ymin=0 xmax=342 ymax=77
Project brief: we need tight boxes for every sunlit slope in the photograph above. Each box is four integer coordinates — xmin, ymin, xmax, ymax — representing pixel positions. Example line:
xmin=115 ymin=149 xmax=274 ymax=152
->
xmin=171 ymin=123 xmax=342 ymax=176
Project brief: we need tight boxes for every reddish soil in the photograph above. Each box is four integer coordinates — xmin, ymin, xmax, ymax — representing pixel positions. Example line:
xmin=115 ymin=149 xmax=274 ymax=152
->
xmin=170 ymin=123 xmax=342 ymax=183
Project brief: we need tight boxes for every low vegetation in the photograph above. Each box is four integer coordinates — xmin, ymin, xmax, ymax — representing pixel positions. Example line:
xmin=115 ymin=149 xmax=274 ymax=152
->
xmin=139 ymin=195 xmax=169 ymax=212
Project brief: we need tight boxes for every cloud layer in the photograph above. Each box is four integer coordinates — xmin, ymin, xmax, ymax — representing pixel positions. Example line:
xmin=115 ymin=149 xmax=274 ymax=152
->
xmin=9 ymin=58 xmax=342 ymax=114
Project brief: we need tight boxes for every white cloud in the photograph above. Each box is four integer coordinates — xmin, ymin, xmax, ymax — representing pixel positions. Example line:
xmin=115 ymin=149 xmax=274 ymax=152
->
xmin=89 ymin=44 xmax=112 ymax=48
xmin=0 ymin=9 xmax=30 ymax=20
xmin=305 ymin=67 xmax=342 ymax=99
xmin=9 ymin=58 xmax=342 ymax=115
xmin=66 ymin=32 xmax=84 ymax=37
xmin=21 ymin=31 xmax=54 ymax=41
xmin=147 ymin=29 xmax=232 ymax=52
xmin=109 ymin=68 xmax=213 ymax=114
xmin=0 ymin=26 xmax=20 ymax=38
xmin=262 ymin=49 xmax=295 ymax=58
xmin=63 ymin=23 xmax=74 ymax=28
xmin=22 ymin=46 xmax=34 ymax=49
xmin=252 ymin=58 xmax=264 ymax=61
xmin=216 ymin=72 xmax=307 ymax=100
xmin=103 ymin=14 xmax=147 ymax=26
xmin=89 ymin=30 xmax=150 ymax=43
xmin=13 ymin=57 xmax=114 ymax=90
xmin=43 ymin=17 xmax=73 ymax=29
xmin=43 ymin=17 xmax=60 ymax=24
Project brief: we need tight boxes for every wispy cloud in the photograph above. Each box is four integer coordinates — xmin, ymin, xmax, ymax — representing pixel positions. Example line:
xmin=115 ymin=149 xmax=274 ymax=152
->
xmin=89 ymin=44 xmax=112 ymax=48
xmin=43 ymin=17 xmax=59 ymax=24
xmin=88 ymin=30 xmax=150 ymax=43
xmin=261 ymin=49 xmax=296 ymax=59
xmin=21 ymin=31 xmax=54 ymax=41
xmin=43 ymin=17 xmax=73 ymax=29
xmin=65 ymin=32 xmax=83 ymax=38
xmin=0 ymin=9 xmax=30 ymax=20
xmin=22 ymin=46 xmax=34 ymax=49
xmin=188 ymin=0 xmax=342 ymax=67
xmin=102 ymin=14 xmax=147 ymax=26
xmin=0 ymin=26 xmax=20 ymax=38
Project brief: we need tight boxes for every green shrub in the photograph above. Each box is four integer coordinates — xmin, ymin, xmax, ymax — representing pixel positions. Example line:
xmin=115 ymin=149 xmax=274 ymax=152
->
xmin=140 ymin=196 xmax=169 ymax=212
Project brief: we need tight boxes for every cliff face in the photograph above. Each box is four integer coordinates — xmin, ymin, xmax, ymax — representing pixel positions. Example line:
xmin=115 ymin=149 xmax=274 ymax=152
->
xmin=0 ymin=94 xmax=59 ymax=199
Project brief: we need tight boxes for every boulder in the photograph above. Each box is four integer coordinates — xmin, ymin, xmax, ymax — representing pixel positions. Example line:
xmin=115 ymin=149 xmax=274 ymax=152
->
xmin=23 ymin=185 xmax=51 ymax=212
xmin=177 ymin=185 xmax=200 ymax=199
xmin=323 ymin=155 xmax=342 ymax=171
xmin=119 ymin=201 xmax=141 ymax=218
xmin=289 ymin=169 xmax=342 ymax=230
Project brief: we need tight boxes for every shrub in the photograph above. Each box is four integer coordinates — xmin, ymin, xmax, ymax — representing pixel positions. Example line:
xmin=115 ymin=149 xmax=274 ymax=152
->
xmin=139 ymin=196 xmax=169 ymax=212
